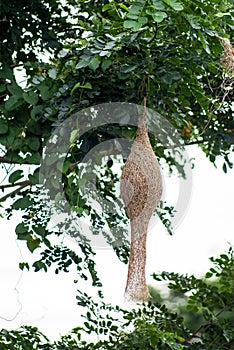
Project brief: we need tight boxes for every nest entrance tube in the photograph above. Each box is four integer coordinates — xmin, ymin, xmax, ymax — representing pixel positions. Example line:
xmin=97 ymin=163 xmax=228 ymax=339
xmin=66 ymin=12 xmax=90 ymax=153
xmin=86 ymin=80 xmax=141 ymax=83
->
xmin=120 ymin=98 xmax=163 ymax=302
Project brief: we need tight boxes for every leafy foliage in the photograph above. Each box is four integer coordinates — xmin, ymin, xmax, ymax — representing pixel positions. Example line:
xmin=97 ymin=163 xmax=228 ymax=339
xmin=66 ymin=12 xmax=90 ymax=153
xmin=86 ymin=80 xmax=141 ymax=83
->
xmin=0 ymin=249 xmax=233 ymax=349
xmin=153 ymin=246 xmax=234 ymax=349
xmin=0 ymin=326 xmax=50 ymax=350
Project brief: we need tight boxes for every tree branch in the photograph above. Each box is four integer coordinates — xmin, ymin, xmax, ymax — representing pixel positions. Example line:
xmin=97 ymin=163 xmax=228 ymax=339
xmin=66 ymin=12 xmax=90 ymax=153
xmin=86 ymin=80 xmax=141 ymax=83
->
xmin=0 ymin=181 xmax=31 ymax=202
xmin=0 ymin=156 xmax=31 ymax=165
xmin=165 ymin=140 xmax=209 ymax=150
xmin=10 ymin=63 xmax=24 ymax=68
xmin=184 ymin=140 xmax=209 ymax=147
xmin=184 ymin=304 xmax=230 ymax=343
xmin=0 ymin=180 xmax=31 ymax=190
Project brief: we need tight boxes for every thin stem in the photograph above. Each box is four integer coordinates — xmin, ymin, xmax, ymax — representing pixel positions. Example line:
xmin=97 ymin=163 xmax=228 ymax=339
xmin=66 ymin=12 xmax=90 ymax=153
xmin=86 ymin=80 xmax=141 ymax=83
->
xmin=148 ymin=23 xmax=158 ymax=45
xmin=0 ymin=156 xmax=31 ymax=165
xmin=184 ymin=304 xmax=230 ymax=343
xmin=0 ymin=180 xmax=30 ymax=190
xmin=10 ymin=63 xmax=24 ymax=68
xmin=164 ymin=139 xmax=209 ymax=150
xmin=0 ymin=181 xmax=31 ymax=202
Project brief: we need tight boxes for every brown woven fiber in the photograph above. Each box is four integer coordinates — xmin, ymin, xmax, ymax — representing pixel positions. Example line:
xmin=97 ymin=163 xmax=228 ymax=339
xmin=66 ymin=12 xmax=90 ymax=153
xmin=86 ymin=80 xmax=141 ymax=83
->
xmin=216 ymin=35 xmax=234 ymax=75
xmin=120 ymin=98 xmax=163 ymax=302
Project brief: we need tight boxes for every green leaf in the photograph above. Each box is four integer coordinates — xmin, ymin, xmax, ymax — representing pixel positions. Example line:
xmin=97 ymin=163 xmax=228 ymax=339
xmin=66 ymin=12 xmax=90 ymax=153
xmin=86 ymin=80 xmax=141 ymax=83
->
xmin=70 ymin=129 xmax=79 ymax=143
xmin=45 ymin=153 xmax=59 ymax=166
xmin=71 ymin=83 xmax=80 ymax=92
xmin=121 ymin=64 xmax=139 ymax=73
xmin=127 ymin=1 xmax=146 ymax=18
xmin=101 ymin=59 xmax=112 ymax=72
xmin=27 ymin=237 xmax=41 ymax=253
xmin=33 ymin=225 xmax=46 ymax=237
xmin=190 ymin=87 xmax=210 ymax=110
xmin=163 ymin=0 xmax=184 ymax=11
xmin=185 ymin=14 xmax=201 ymax=29
xmin=223 ymin=162 xmax=227 ymax=173
xmin=76 ymin=60 xmax=90 ymax=69
xmin=7 ymin=83 xmax=23 ymax=97
xmin=88 ymin=57 xmax=100 ymax=71
xmin=128 ymin=4 xmax=142 ymax=15
xmin=127 ymin=13 xmax=140 ymax=20
xmin=152 ymin=0 xmax=166 ymax=10
xmin=197 ymin=31 xmax=211 ymax=54
xmin=124 ymin=19 xmax=137 ymax=29
xmin=9 ymin=170 xmax=24 ymax=183
xmin=220 ymin=253 xmax=229 ymax=260
xmin=28 ymin=168 xmax=39 ymax=185
xmin=120 ymin=3 xmax=128 ymax=11
xmin=22 ymin=91 xmax=39 ymax=105
xmin=0 ymin=84 xmax=6 ymax=93
xmin=26 ymin=136 xmax=40 ymax=151
xmin=102 ymin=3 xmax=113 ymax=11
xmin=162 ymin=72 xmax=173 ymax=84
xmin=124 ymin=17 xmax=147 ymax=30
xmin=205 ymin=272 xmax=213 ymax=278
xmin=19 ymin=262 xmax=30 ymax=271
xmin=26 ymin=152 xmax=41 ymax=164
xmin=44 ymin=238 xmax=51 ymax=248
xmin=48 ymin=67 xmax=57 ymax=79
xmin=5 ymin=95 xmax=23 ymax=111
xmin=17 ymin=232 xmax=32 ymax=240
xmin=50 ymin=177 xmax=61 ymax=190
xmin=15 ymin=222 xmax=28 ymax=234
xmin=56 ymin=160 xmax=64 ymax=172
xmin=0 ymin=119 xmax=8 ymax=134
xmin=0 ymin=64 xmax=13 ymax=80
xmin=82 ymin=82 xmax=92 ymax=89
xmin=171 ymin=71 xmax=181 ymax=80
xmin=153 ymin=11 xmax=168 ymax=23
xmin=71 ymin=82 xmax=92 ymax=95
xmin=31 ymin=105 xmax=43 ymax=120
xmin=38 ymin=80 xmax=57 ymax=101
xmin=138 ymin=16 xmax=148 ymax=26
xmin=33 ymin=261 xmax=47 ymax=272
xmin=12 ymin=196 xmax=33 ymax=210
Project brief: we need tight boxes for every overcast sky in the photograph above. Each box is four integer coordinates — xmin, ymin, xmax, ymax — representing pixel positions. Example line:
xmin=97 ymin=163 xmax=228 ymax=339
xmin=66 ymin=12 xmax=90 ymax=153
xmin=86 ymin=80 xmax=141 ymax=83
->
xmin=0 ymin=144 xmax=233 ymax=341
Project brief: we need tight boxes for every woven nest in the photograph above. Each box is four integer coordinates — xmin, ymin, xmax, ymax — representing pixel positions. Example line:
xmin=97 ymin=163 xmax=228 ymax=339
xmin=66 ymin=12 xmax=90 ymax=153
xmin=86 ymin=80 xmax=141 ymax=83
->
xmin=216 ymin=35 xmax=234 ymax=75
xmin=120 ymin=105 xmax=162 ymax=302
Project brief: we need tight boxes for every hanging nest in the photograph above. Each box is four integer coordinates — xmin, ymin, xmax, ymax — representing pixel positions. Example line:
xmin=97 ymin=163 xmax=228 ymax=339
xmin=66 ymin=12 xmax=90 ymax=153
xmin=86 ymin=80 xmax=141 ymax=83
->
xmin=216 ymin=35 xmax=234 ymax=76
xmin=120 ymin=99 xmax=163 ymax=302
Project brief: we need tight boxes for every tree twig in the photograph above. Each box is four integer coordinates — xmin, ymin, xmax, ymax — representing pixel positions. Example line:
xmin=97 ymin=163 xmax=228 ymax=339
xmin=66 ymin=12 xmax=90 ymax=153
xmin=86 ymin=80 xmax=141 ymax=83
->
xmin=10 ymin=63 xmax=24 ymax=68
xmin=184 ymin=304 xmax=230 ymax=343
xmin=165 ymin=139 xmax=209 ymax=150
xmin=0 ymin=181 xmax=31 ymax=202
xmin=184 ymin=140 xmax=209 ymax=147
xmin=0 ymin=156 xmax=31 ymax=165
xmin=148 ymin=23 xmax=158 ymax=45
xmin=0 ymin=180 xmax=31 ymax=190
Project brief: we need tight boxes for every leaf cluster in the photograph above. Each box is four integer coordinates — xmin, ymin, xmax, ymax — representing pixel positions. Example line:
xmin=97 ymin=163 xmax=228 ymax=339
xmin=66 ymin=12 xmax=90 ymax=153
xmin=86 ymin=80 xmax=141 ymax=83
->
xmin=0 ymin=248 xmax=233 ymax=349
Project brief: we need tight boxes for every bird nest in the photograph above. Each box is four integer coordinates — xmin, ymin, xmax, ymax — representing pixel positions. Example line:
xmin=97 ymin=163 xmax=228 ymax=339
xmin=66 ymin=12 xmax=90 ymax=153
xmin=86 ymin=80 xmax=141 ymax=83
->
xmin=216 ymin=35 xmax=234 ymax=76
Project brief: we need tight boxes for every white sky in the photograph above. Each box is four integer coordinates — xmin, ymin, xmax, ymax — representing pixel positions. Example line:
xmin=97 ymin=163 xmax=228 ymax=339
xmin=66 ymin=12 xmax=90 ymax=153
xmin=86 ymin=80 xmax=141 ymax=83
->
xmin=0 ymin=145 xmax=233 ymax=341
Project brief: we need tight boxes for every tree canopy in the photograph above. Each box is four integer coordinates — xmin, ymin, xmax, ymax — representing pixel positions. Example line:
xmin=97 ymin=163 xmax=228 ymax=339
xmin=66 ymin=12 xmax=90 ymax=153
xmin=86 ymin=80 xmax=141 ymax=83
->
xmin=0 ymin=0 xmax=233 ymax=348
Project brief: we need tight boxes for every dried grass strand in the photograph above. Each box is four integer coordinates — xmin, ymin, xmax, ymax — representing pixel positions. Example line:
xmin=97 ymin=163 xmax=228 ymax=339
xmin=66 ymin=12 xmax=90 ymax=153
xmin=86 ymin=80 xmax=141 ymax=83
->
xmin=216 ymin=35 xmax=234 ymax=75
